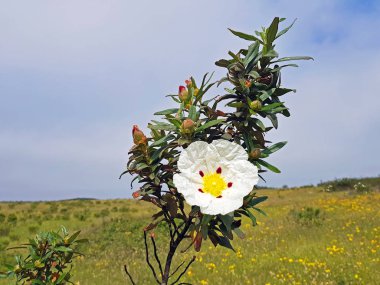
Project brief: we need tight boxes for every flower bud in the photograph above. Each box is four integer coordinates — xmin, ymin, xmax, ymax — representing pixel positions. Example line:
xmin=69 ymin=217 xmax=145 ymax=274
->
xmin=250 ymin=100 xmax=262 ymax=111
xmin=249 ymin=149 xmax=261 ymax=159
xmin=185 ymin=79 xmax=192 ymax=87
xmin=132 ymin=190 xmax=140 ymax=199
xmin=194 ymin=88 xmax=199 ymax=97
xmin=178 ymin=85 xmax=189 ymax=101
xmin=14 ymin=265 xmax=21 ymax=273
xmin=245 ymin=80 xmax=252 ymax=88
xmin=132 ymin=125 xmax=147 ymax=145
xmin=181 ymin=119 xmax=195 ymax=134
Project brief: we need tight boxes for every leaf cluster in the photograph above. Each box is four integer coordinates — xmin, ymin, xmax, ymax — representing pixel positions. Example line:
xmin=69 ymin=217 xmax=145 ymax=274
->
xmin=0 ymin=227 xmax=88 ymax=285
xmin=121 ymin=17 xmax=312 ymax=252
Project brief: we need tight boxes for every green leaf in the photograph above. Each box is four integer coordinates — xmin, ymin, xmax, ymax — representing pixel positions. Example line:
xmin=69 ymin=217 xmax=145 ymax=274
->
xmin=267 ymin=113 xmax=278 ymax=129
xmin=188 ymin=105 xmax=197 ymax=121
xmin=67 ymin=231 xmax=81 ymax=244
xmin=195 ymin=119 xmax=225 ymax=133
xmin=243 ymin=42 xmax=260 ymax=67
xmin=56 ymin=271 xmax=69 ymax=284
xmin=260 ymin=102 xmax=284 ymax=111
xmin=266 ymin=17 xmax=280 ymax=45
xmin=263 ymin=49 xmax=279 ymax=58
xmin=151 ymin=134 xmax=175 ymax=147
xmin=271 ymin=56 xmax=314 ymax=63
xmin=256 ymin=159 xmax=281 ymax=173
xmin=271 ymin=64 xmax=298 ymax=72
xmin=217 ymin=235 xmax=235 ymax=251
xmin=228 ymin=28 xmax=263 ymax=44
xmin=218 ymin=213 xmax=234 ymax=233
xmin=276 ymin=18 xmax=297 ymax=39
xmin=154 ymin=108 xmax=179 ymax=115
xmin=215 ymin=59 xmax=232 ymax=68
xmin=273 ymin=88 xmax=295 ymax=96
xmin=201 ymin=215 xmax=213 ymax=238
xmin=227 ymin=102 xmax=245 ymax=108
xmin=244 ymin=209 xmax=257 ymax=226
xmin=148 ymin=122 xmax=177 ymax=132
xmin=228 ymin=51 xmax=241 ymax=62
xmin=233 ymin=227 xmax=246 ymax=239
xmin=55 ymin=246 xmax=72 ymax=252
xmin=247 ymin=196 xmax=268 ymax=207
xmin=265 ymin=141 xmax=287 ymax=154
xmin=252 ymin=207 xmax=267 ymax=216
xmin=251 ymin=118 xmax=266 ymax=132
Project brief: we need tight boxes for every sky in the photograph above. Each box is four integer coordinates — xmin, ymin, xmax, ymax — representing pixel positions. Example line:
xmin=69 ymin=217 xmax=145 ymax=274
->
xmin=0 ymin=0 xmax=379 ymax=201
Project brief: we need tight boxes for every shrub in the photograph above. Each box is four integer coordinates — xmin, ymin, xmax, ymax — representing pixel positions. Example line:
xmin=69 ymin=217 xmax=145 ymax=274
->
xmin=7 ymin=214 xmax=17 ymax=225
xmin=0 ymin=227 xmax=88 ymax=284
xmin=0 ymin=213 xmax=5 ymax=223
xmin=289 ymin=207 xmax=324 ymax=226
xmin=354 ymin=182 xmax=371 ymax=194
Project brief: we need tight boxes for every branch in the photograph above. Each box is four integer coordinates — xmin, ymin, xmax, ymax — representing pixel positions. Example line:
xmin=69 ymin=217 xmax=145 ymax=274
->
xmin=144 ymin=231 xmax=161 ymax=284
xmin=169 ymin=260 xmax=185 ymax=278
xmin=163 ymin=211 xmax=174 ymax=240
xmin=170 ymin=256 xmax=196 ymax=285
xmin=124 ymin=265 xmax=136 ymax=285
xmin=150 ymin=235 xmax=163 ymax=277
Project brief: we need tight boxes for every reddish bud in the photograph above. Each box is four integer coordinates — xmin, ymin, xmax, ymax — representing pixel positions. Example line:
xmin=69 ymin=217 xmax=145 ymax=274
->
xmin=249 ymin=149 xmax=262 ymax=159
xmin=132 ymin=125 xmax=147 ymax=145
xmin=181 ymin=119 xmax=195 ymax=134
xmin=245 ymin=80 xmax=252 ymax=88
xmin=132 ymin=190 xmax=140 ymax=199
xmin=178 ymin=85 xmax=189 ymax=101
xmin=185 ymin=79 xmax=192 ymax=87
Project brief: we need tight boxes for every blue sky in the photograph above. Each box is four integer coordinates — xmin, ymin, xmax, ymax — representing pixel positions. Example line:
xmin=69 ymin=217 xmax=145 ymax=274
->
xmin=0 ymin=0 xmax=379 ymax=200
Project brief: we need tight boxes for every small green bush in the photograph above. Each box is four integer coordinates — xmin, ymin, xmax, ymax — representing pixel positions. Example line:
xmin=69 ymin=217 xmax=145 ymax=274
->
xmin=289 ymin=207 xmax=324 ymax=226
xmin=0 ymin=227 xmax=88 ymax=284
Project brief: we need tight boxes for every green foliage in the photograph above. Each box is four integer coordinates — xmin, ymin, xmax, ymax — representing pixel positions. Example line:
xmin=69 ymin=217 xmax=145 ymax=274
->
xmin=7 ymin=214 xmax=17 ymax=226
xmin=354 ymin=182 xmax=371 ymax=194
xmin=320 ymin=177 xmax=379 ymax=193
xmin=0 ymin=227 xmax=88 ymax=285
xmin=289 ymin=207 xmax=324 ymax=226
xmin=122 ymin=17 xmax=311 ymax=253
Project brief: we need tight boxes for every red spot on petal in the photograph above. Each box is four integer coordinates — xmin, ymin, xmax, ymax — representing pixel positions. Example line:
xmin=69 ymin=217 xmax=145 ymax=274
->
xmin=199 ymin=171 xmax=204 ymax=177
xmin=228 ymin=182 xmax=233 ymax=188
xmin=216 ymin=195 xmax=222 ymax=198
xmin=216 ymin=167 xmax=222 ymax=174
xmin=198 ymin=189 xmax=204 ymax=193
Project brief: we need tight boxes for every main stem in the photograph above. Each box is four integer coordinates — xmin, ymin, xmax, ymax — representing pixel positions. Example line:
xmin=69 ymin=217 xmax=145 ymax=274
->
xmin=161 ymin=218 xmax=193 ymax=285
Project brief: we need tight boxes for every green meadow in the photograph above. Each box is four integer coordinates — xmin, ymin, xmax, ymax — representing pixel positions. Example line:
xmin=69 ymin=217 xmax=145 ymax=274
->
xmin=1 ymin=178 xmax=379 ymax=285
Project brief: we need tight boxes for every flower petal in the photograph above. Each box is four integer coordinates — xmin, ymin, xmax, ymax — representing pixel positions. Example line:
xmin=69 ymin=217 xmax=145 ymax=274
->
xmin=173 ymin=173 xmax=211 ymax=208
xmin=222 ymin=160 xmax=259 ymax=199
xmin=177 ymin=141 xmax=210 ymax=173
xmin=201 ymin=196 xmax=244 ymax=215
xmin=211 ymin=139 xmax=248 ymax=162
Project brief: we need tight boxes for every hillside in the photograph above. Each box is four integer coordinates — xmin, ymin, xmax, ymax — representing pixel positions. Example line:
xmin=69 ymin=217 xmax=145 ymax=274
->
xmin=0 ymin=180 xmax=379 ymax=284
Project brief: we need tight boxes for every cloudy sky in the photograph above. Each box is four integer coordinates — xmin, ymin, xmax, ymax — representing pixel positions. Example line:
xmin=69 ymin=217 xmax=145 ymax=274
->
xmin=0 ymin=0 xmax=379 ymax=200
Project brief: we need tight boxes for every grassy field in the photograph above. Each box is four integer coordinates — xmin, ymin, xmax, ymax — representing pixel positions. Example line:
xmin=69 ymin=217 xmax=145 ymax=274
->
xmin=0 ymin=182 xmax=379 ymax=284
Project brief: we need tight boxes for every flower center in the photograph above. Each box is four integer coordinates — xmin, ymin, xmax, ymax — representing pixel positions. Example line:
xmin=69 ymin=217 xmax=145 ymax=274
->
xmin=202 ymin=173 xmax=227 ymax=197
xmin=198 ymin=167 xmax=233 ymax=198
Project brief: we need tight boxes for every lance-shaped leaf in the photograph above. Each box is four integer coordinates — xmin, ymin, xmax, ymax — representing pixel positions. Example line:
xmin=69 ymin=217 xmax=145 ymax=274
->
xmin=228 ymin=28 xmax=264 ymax=44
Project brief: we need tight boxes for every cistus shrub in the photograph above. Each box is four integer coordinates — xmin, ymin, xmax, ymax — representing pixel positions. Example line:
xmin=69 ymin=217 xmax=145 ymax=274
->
xmin=0 ymin=227 xmax=88 ymax=285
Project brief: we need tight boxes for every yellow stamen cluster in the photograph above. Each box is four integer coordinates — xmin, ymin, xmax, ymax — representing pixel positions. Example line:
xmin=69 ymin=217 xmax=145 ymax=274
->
xmin=202 ymin=173 xmax=227 ymax=197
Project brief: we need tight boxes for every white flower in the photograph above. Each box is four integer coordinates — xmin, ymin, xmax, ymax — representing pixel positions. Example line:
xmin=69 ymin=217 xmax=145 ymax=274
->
xmin=173 ymin=139 xmax=259 ymax=215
